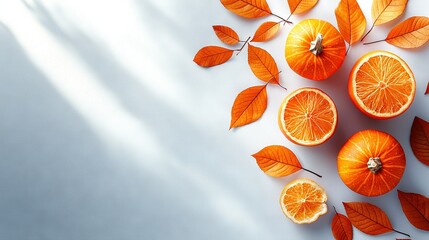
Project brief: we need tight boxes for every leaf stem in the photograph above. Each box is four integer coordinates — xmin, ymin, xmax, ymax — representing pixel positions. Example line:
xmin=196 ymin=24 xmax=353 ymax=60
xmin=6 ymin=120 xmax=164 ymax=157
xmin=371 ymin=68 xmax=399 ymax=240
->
xmin=236 ymin=36 xmax=251 ymax=55
xmin=271 ymin=71 xmax=287 ymax=90
xmin=392 ymin=228 xmax=411 ymax=238
xmin=286 ymin=12 xmax=293 ymax=21
xmin=345 ymin=43 xmax=351 ymax=55
xmin=271 ymin=13 xmax=293 ymax=24
xmin=302 ymin=167 xmax=322 ymax=178
xmin=361 ymin=22 xmax=375 ymax=42
xmin=333 ymin=205 xmax=338 ymax=214
xmin=363 ymin=39 xmax=386 ymax=45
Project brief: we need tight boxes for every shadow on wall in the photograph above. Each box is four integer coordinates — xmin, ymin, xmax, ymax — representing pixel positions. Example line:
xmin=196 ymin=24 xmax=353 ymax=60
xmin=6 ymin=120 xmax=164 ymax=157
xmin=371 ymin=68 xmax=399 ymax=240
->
xmin=0 ymin=1 xmax=285 ymax=239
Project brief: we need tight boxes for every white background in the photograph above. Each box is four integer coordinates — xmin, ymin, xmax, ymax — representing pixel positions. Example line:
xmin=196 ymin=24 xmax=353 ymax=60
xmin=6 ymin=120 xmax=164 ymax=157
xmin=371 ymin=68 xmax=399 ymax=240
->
xmin=0 ymin=0 xmax=428 ymax=239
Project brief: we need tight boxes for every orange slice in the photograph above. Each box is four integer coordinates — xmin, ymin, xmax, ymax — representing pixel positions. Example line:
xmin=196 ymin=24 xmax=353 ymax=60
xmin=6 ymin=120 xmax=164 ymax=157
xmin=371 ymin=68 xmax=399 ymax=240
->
xmin=280 ymin=178 xmax=328 ymax=224
xmin=348 ymin=50 xmax=416 ymax=119
xmin=278 ymin=88 xmax=338 ymax=146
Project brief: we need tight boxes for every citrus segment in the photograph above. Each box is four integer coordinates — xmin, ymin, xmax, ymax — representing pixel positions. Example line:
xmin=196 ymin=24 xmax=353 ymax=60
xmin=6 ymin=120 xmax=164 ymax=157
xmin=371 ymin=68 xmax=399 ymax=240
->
xmin=278 ymin=88 xmax=337 ymax=146
xmin=349 ymin=50 xmax=415 ymax=119
xmin=280 ymin=178 xmax=328 ymax=224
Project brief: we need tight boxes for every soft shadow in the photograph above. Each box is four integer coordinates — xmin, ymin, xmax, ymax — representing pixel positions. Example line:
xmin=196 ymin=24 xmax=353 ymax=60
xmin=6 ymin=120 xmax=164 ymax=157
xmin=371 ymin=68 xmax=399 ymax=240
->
xmin=20 ymin=1 xmax=278 ymax=239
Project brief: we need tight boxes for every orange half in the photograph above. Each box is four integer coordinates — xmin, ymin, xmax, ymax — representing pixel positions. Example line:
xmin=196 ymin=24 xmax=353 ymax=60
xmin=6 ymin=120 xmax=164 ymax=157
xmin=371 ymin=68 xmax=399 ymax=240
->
xmin=348 ymin=50 xmax=416 ymax=119
xmin=280 ymin=178 xmax=328 ymax=224
xmin=278 ymin=88 xmax=338 ymax=146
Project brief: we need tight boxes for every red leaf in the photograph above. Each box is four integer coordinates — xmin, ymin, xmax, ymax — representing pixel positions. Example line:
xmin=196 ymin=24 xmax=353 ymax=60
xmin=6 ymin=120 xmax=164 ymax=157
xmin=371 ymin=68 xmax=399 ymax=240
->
xmin=193 ymin=46 xmax=234 ymax=67
xmin=410 ymin=116 xmax=429 ymax=166
xmin=247 ymin=44 xmax=279 ymax=84
xmin=398 ymin=190 xmax=429 ymax=231
xmin=251 ymin=21 xmax=280 ymax=42
xmin=343 ymin=202 xmax=393 ymax=235
xmin=331 ymin=211 xmax=353 ymax=240
xmin=425 ymin=82 xmax=429 ymax=95
xmin=213 ymin=25 xmax=240 ymax=45
xmin=230 ymin=85 xmax=267 ymax=128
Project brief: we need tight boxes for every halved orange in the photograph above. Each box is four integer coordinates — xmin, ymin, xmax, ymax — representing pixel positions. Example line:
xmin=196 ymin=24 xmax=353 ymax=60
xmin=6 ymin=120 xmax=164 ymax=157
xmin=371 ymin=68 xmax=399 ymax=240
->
xmin=280 ymin=178 xmax=328 ymax=224
xmin=278 ymin=88 xmax=338 ymax=146
xmin=349 ymin=50 xmax=416 ymax=119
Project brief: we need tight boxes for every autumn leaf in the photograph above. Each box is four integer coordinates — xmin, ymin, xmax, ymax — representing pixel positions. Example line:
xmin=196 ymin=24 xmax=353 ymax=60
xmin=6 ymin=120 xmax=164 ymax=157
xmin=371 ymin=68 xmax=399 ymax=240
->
xmin=410 ymin=116 xmax=429 ymax=166
xmin=248 ymin=44 xmax=279 ymax=84
xmin=213 ymin=25 xmax=240 ymax=45
xmin=335 ymin=0 xmax=366 ymax=45
xmin=251 ymin=21 xmax=280 ymax=42
xmin=398 ymin=190 xmax=429 ymax=231
xmin=331 ymin=208 xmax=353 ymax=240
xmin=426 ymin=82 xmax=429 ymax=95
xmin=385 ymin=16 xmax=429 ymax=49
xmin=372 ymin=0 xmax=408 ymax=25
xmin=252 ymin=145 xmax=321 ymax=178
xmin=362 ymin=0 xmax=408 ymax=41
xmin=230 ymin=85 xmax=267 ymax=128
xmin=194 ymin=46 xmax=234 ymax=67
xmin=220 ymin=0 xmax=271 ymax=19
xmin=343 ymin=202 xmax=410 ymax=237
xmin=287 ymin=0 xmax=318 ymax=16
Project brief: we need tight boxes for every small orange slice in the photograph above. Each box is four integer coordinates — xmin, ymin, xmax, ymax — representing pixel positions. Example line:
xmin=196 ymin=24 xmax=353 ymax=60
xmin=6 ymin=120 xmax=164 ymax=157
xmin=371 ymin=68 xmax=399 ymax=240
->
xmin=280 ymin=178 xmax=328 ymax=224
xmin=348 ymin=50 xmax=416 ymax=119
xmin=278 ymin=88 xmax=338 ymax=146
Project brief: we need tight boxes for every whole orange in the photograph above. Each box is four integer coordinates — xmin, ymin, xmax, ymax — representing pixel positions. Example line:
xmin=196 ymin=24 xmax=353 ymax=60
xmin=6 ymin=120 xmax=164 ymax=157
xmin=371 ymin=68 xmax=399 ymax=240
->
xmin=337 ymin=130 xmax=406 ymax=197
xmin=285 ymin=19 xmax=346 ymax=81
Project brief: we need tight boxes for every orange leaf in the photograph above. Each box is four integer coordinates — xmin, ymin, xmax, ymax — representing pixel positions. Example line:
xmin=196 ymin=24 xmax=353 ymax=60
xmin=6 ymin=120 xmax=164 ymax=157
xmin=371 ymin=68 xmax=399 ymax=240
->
xmin=410 ymin=116 xmax=429 ymax=166
xmin=385 ymin=16 xmax=429 ymax=49
xmin=335 ymin=0 xmax=366 ymax=45
xmin=251 ymin=21 xmax=280 ymax=42
xmin=220 ymin=0 xmax=271 ymax=19
xmin=287 ymin=0 xmax=318 ymax=15
xmin=247 ymin=44 xmax=279 ymax=84
xmin=426 ymin=82 xmax=429 ymax=95
xmin=371 ymin=0 xmax=408 ymax=26
xmin=193 ymin=46 xmax=234 ymax=67
xmin=213 ymin=25 xmax=240 ymax=45
xmin=398 ymin=190 xmax=429 ymax=231
xmin=230 ymin=85 xmax=267 ymax=128
xmin=252 ymin=145 xmax=302 ymax=177
xmin=331 ymin=211 xmax=353 ymax=240
xmin=343 ymin=202 xmax=393 ymax=235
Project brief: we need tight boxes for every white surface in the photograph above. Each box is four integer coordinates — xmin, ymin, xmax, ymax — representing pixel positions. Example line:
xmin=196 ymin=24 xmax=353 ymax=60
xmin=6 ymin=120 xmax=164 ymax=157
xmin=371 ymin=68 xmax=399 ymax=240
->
xmin=0 ymin=0 xmax=428 ymax=239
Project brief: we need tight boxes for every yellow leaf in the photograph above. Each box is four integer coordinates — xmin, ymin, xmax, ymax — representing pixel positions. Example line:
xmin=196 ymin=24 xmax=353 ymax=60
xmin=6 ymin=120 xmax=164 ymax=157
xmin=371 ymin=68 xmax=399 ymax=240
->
xmin=220 ymin=0 xmax=271 ymax=19
xmin=193 ymin=46 xmax=234 ymax=67
xmin=230 ymin=85 xmax=267 ymax=128
xmin=251 ymin=21 xmax=280 ymax=42
xmin=287 ymin=0 xmax=318 ymax=15
xmin=247 ymin=44 xmax=279 ymax=84
xmin=372 ymin=0 xmax=408 ymax=26
xmin=335 ymin=0 xmax=366 ymax=45
xmin=386 ymin=16 xmax=429 ymax=49
xmin=213 ymin=25 xmax=240 ymax=45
